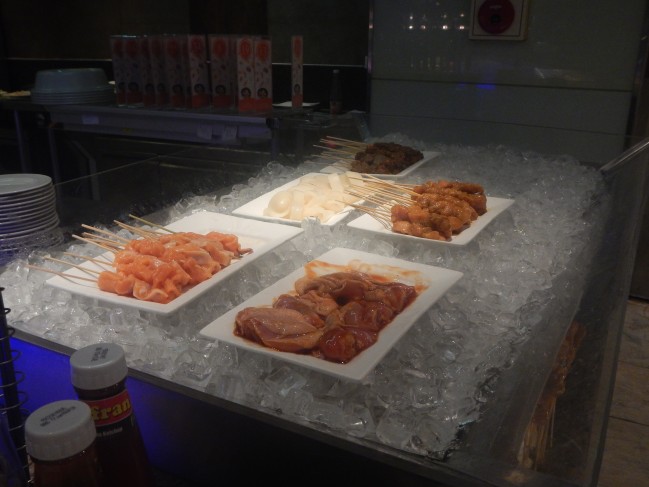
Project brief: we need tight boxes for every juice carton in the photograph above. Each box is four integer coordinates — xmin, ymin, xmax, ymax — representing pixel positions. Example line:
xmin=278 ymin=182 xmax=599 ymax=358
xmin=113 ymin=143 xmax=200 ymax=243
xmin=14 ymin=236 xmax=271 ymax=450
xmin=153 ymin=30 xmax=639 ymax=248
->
xmin=109 ymin=35 xmax=127 ymax=106
xmin=148 ymin=35 xmax=168 ymax=107
xmin=291 ymin=36 xmax=303 ymax=108
xmin=208 ymin=34 xmax=234 ymax=109
xmin=139 ymin=36 xmax=155 ymax=107
xmin=236 ymin=36 xmax=255 ymax=112
xmin=187 ymin=34 xmax=210 ymax=108
xmin=163 ymin=34 xmax=187 ymax=109
xmin=253 ymin=37 xmax=273 ymax=112
xmin=122 ymin=35 xmax=143 ymax=106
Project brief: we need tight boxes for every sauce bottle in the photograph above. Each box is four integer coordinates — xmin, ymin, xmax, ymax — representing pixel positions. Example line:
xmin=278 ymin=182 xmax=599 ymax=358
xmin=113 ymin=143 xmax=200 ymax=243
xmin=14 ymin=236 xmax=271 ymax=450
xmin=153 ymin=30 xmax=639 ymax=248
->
xmin=25 ymin=399 xmax=105 ymax=487
xmin=70 ymin=343 xmax=155 ymax=487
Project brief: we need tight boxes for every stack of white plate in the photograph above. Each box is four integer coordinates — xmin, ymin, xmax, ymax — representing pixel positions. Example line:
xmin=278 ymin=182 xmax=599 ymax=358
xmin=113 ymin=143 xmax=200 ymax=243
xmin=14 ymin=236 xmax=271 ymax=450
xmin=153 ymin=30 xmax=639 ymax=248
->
xmin=0 ymin=174 xmax=63 ymax=265
xmin=31 ymin=68 xmax=114 ymax=105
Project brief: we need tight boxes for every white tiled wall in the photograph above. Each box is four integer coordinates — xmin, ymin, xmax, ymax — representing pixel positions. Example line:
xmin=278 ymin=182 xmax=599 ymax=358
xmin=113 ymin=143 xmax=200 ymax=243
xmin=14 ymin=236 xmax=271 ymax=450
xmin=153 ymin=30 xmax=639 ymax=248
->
xmin=369 ymin=0 xmax=648 ymax=164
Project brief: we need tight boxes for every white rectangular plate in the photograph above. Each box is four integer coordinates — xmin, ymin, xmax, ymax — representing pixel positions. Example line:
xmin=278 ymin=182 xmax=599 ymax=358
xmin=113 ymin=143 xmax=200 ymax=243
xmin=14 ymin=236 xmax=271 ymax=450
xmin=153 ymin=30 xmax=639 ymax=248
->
xmin=320 ymin=151 xmax=441 ymax=180
xmin=199 ymin=247 xmax=463 ymax=381
xmin=232 ymin=173 xmax=358 ymax=226
xmin=45 ymin=211 xmax=303 ymax=315
xmin=347 ymin=196 xmax=514 ymax=246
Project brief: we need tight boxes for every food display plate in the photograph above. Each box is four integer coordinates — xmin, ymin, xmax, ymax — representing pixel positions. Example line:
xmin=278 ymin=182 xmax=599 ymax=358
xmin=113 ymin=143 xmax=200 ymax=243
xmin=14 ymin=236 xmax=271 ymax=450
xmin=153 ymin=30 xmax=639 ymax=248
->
xmin=347 ymin=196 xmax=514 ymax=246
xmin=320 ymin=151 xmax=441 ymax=180
xmin=232 ymin=173 xmax=359 ymax=226
xmin=199 ymin=247 xmax=463 ymax=381
xmin=45 ymin=211 xmax=303 ymax=315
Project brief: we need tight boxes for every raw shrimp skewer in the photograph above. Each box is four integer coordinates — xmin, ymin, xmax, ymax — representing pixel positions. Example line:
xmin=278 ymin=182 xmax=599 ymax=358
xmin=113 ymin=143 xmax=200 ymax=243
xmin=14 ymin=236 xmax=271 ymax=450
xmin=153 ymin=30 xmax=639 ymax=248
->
xmin=44 ymin=256 xmax=101 ymax=277
xmin=26 ymin=265 xmax=97 ymax=283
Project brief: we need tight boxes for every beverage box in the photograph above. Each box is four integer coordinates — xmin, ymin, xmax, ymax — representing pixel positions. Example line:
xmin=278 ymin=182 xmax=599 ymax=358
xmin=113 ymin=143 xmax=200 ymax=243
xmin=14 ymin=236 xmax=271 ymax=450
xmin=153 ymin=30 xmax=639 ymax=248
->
xmin=122 ymin=35 xmax=143 ymax=106
xmin=148 ymin=35 xmax=168 ymax=107
xmin=187 ymin=34 xmax=210 ymax=109
xmin=253 ymin=37 xmax=273 ymax=112
xmin=291 ymin=36 xmax=303 ymax=108
xmin=139 ymin=36 xmax=156 ymax=107
xmin=163 ymin=34 xmax=187 ymax=109
xmin=208 ymin=34 xmax=234 ymax=109
xmin=109 ymin=35 xmax=127 ymax=106
xmin=236 ymin=36 xmax=255 ymax=112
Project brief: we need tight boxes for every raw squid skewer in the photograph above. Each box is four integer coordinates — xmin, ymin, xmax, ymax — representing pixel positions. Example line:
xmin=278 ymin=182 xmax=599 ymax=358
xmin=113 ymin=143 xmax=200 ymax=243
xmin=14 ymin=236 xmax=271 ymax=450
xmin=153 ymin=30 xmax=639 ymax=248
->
xmin=26 ymin=265 xmax=97 ymax=283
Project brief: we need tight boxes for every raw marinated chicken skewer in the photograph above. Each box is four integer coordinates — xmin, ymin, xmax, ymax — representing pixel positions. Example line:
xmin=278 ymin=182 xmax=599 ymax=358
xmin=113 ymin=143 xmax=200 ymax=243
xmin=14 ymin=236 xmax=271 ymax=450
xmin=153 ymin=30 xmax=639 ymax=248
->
xmin=343 ymin=177 xmax=488 ymax=241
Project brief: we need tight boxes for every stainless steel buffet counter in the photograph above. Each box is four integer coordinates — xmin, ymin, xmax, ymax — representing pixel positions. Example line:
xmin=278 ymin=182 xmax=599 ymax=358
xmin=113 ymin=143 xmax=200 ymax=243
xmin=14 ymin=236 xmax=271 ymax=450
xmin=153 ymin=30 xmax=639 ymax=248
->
xmin=2 ymin=134 xmax=648 ymax=487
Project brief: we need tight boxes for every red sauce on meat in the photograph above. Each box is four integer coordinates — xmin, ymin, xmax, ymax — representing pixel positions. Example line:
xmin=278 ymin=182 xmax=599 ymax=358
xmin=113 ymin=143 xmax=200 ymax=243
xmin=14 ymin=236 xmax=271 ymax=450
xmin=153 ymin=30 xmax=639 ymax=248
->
xmin=234 ymin=268 xmax=421 ymax=364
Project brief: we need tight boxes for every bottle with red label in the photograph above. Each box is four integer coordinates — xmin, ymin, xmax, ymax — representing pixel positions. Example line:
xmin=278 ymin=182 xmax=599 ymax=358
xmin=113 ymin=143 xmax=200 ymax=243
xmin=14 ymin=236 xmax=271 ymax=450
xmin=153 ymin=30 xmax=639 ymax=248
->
xmin=70 ymin=343 xmax=155 ymax=487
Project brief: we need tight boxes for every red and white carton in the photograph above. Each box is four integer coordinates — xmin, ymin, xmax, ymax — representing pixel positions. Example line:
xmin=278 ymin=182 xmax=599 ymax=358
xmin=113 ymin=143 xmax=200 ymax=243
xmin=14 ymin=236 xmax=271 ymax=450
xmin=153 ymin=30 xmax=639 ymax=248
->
xmin=180 ymin=35 xmax=192 ymax=109
xmin=236 ymin=36 xmax=255 ymax=112
xmin=148 ymin=35 xmax=168 ymax=107
xmin=109 ymin=35 xmax=127 ymax=106
xmin=291 ymin=36 xmax=303 ymax=108
xmin=122 ymin=35 xmax=143 ymax=106
xmin=186 ymin=34 xmax=210 ymax=109
xmin=163 ymin=34 xmax=187 ymax=109
xmin=253 ymin=36 xmax=273 ymax=112
xmin=139 ymin=36 xmax=156 ymax=107
xmin=208 ymin=34 xmax=234 ymax=109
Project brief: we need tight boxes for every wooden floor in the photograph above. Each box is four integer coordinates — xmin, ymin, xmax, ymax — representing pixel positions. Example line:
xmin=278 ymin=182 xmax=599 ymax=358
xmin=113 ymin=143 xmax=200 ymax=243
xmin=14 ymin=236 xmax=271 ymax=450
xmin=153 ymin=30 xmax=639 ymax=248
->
xmin=598 ymin=298 xmax=649 ymax=486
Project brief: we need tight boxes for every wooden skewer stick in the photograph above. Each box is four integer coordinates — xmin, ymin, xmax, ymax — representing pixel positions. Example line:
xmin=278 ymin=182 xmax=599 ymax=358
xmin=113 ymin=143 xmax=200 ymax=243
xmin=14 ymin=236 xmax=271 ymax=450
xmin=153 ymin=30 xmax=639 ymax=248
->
xmin=323 ymin=136 xmax=368 ymax=147
xmin=44 ymin=256 xmax=102 ymax=276
xmin=113 ymin=221 xmax=161 ymax=240
xmin=81 ymin=233 xmax=126 ymax=249
xmin=349 ymin=203 xmax=392 ymax=230
xmin=318 ymin=138 xmax=366 ymax=151
xmin=72 ymin=234 xmax=119 ymax=254
xmin=313 ymin=144 xmax=358 ymax=155
xmin=81 ymin=224 xmax=130 ymax=243
xmin=128 ymin=214 xmax=176 ymax=233
xmin=63 ymin=252 xmax=113 ymax=268
xmin=27 ymin=265 xmax=97 ymax=283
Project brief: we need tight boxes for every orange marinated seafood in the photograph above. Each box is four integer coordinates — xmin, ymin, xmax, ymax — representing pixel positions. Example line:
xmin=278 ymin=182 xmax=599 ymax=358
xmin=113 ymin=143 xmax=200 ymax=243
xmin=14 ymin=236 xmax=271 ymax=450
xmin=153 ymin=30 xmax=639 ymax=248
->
xmin=97 ymin=231 xmax=251 ymax=304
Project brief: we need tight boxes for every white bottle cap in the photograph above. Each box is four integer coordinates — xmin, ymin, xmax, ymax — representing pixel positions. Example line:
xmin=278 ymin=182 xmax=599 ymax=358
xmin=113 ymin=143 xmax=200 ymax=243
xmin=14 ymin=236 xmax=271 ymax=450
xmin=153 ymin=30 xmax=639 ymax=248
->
xmin=25 ymin=400 xmax=96 ymax=461
xmin=70 ymin=343 xmax=128 ymax=390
